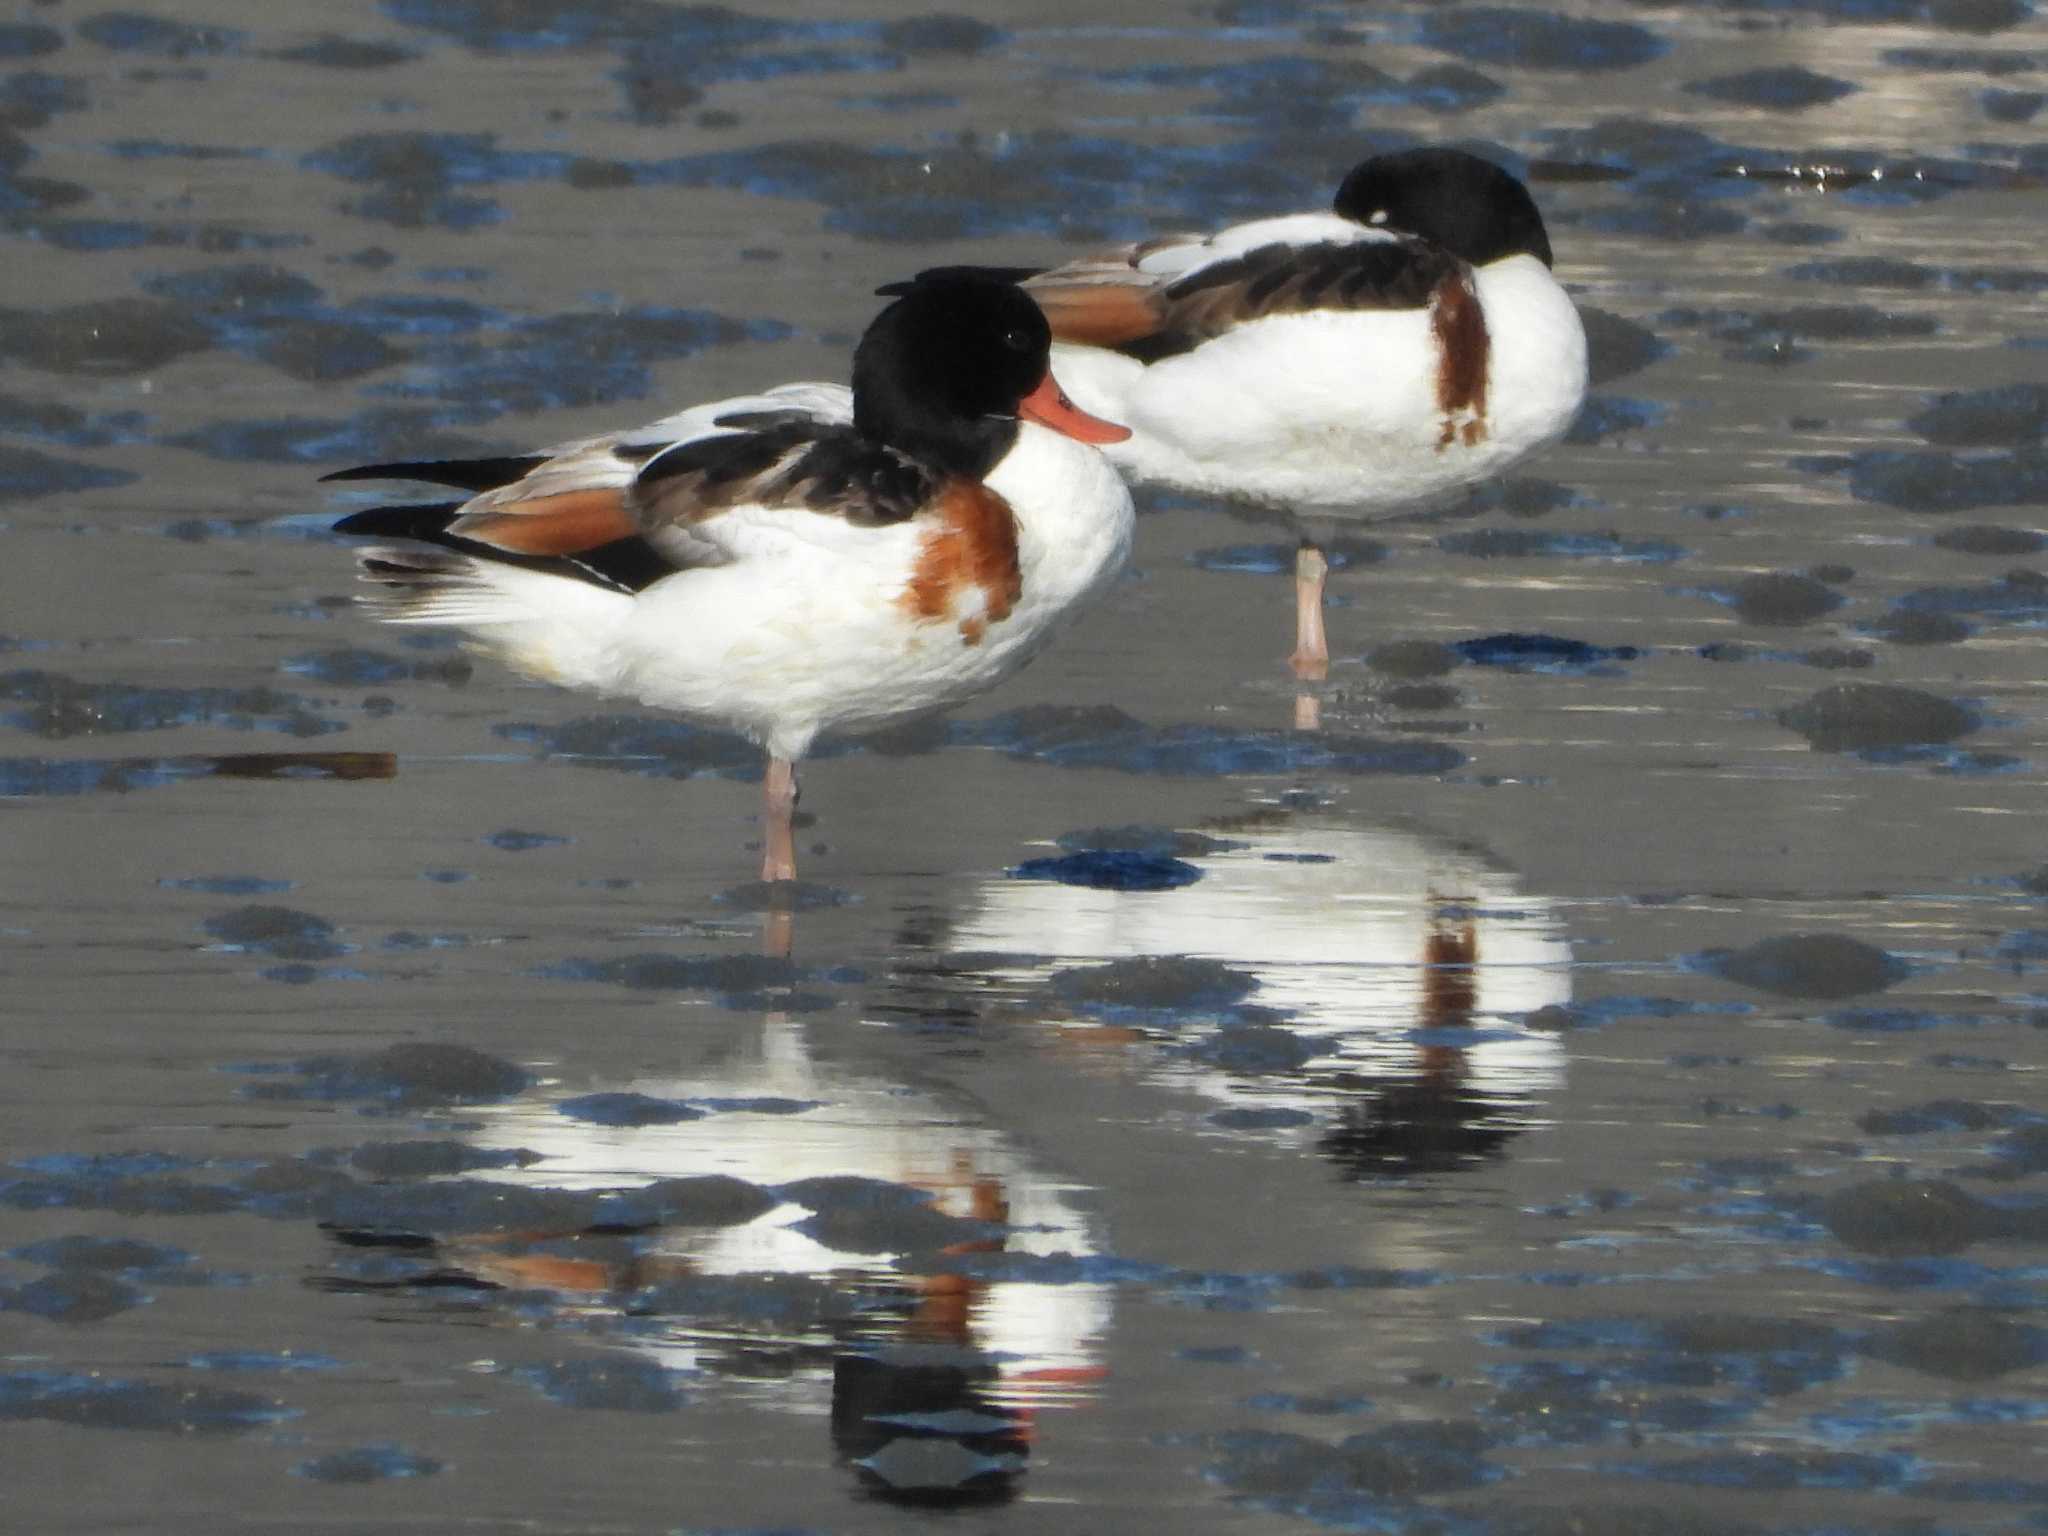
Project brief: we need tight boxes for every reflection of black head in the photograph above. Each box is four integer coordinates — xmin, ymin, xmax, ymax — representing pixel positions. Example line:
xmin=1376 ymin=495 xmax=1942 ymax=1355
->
xmin=1316 ymin=1071 xmax=1532 ymax=1179
xmin=831 ymin=1346 xmax=1029 ymax=1507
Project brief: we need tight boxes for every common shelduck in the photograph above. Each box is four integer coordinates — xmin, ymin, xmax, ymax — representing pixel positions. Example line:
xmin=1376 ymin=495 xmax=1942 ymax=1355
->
xmin=329 ymin=273 xmax=1134 ymax=883
xmin=906 ymin=148 xmax=1587 ymax=683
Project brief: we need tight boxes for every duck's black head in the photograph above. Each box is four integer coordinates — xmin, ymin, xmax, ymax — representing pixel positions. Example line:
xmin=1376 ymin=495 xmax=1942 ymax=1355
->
xmin=1334 ymin=148 xmax=1554 ymax=269
xmin=853 ymin=273 xmax=1060 ymax=480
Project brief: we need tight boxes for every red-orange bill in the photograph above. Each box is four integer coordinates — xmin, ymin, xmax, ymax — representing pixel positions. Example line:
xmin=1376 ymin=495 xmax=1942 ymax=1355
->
xmin=1017 ymin=371 xmax=1131 ymax=445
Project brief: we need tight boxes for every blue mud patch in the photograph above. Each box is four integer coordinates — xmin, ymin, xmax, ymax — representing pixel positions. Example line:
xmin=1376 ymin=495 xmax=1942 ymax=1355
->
xmin=1189 ymin=539 xmax=1385 ymax=576
xmin=1694 ymin=933 xmax=1909 ymax=1000
xmin=181 ymin=1350 xmax=341 ymax=1377
xmin=1438 ymin=528 xmax=1684 ymax=563
xmin=484 ymin=829 xmax=568 ymax=852
xmin=496 ymin=715 xmax=762 ymax=778
xmin=295 ymin=1443 xmax=443 ymax=1482
xmin=132 ymin=263 xmax=780 ymax=459
xmin=160 ymin=875 xmax=294 ymax=895
xmin=516 ymin=1358 xmax=686 ymax=1413
xmin=1564 ymin=396 xmax=1666 ymax=443
xmin=236 ymin=1042 xmax=531 ymax=1108
xmin=1010 ymin=850 xmax=1204 ymax=891
xmin=0 ymin=750 xmax=392 ymax=800
xmin=949 ymin=706 xmax=1464 ymax=777
xmin=1451 ymin=633 xmax=1641 ymax=676
xmin=1825 ymin=1007 xmax=1982 ymax=1034
xmin=281 ymin=647 xmax=470 ymax=687
xmin=0 ymin=670 xmax=344 ymax=740
xmin=0 ymin=1370 xmax=290 ymax=1433
xmin=1893 ymin=571 xmax=2048 ymax=626
xmin=1797 ymin=446 xmax=2048 ymax=513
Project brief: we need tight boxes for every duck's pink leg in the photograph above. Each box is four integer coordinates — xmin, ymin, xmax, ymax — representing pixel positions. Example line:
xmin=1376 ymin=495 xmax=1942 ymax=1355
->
xmin=1288 ymin=542 xmax=1330 ymax=683
xmin=760 ymin=756 xmax=799 ymax=884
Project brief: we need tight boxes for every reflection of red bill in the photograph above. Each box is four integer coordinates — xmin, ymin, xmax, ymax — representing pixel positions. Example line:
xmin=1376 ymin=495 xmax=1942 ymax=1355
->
xmin=1018 ymin=371 xmax=1131 ymax=444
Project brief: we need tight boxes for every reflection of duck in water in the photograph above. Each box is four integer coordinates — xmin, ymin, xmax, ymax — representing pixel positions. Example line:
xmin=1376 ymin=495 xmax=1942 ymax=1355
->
xmin=947 ymin=808 xmax=1572 ymax=1179
xmin=327 ymin=1010 xmax=1109 ymax=1506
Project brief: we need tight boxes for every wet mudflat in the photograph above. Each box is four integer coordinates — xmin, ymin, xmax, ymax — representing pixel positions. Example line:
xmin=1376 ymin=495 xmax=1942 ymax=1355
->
xmin=3 ymin=1 xmax=2046 ymax=1531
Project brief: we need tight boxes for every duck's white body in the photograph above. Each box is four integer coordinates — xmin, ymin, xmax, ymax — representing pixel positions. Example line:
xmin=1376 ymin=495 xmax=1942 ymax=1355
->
xmin=409 ymin=390 xmax=1131 ymax=762
xmin=1049 ymin=244 xmax=1587 ymax=513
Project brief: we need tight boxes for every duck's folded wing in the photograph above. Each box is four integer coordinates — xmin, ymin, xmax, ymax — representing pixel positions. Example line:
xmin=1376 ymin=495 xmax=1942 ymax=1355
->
xmin=1036 ymin=234 xmax=1462 ymax=363
xmin=330 ymin=383 xmax=858 ymax=573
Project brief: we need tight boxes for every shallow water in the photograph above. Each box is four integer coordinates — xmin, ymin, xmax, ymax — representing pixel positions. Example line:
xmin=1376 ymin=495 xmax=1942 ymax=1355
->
xmin=3 ymin=1 xmax=2046 ymax=1531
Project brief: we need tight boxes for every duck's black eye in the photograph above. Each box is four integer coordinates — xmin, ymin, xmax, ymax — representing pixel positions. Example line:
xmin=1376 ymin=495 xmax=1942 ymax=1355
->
xmin=1002 ymin=327 xmax=1033 ymax=351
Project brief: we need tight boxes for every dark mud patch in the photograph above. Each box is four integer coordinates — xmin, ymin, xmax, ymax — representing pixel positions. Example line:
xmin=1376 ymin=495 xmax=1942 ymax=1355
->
xmin=0 ymin=298 xmax=213 ymax=374
xmin=348 ymin=1140 xmax=541 ymax=1178
xmin=1367 ymin=640 xmax=1460 ymax=679
xmin=1205 ymin=1419 xmax=1495 ymax=1523
xmin=1580 ymin=306 xmax=1669 ymax=387
xmin=201 ymin=905 xmax=347 ymax=962
xmin=0 ymin=1371 xmax=288 ymax=1433
xmin=1701 ymin=933 xmax=1907 ymax=999
xmin=243 ymin=1043 xmax=530 ymax=1108
xmin=1931 ymin=524 xmax=2043 ymax=556
xmin=782 ymin=1174 xmax=1003 ymax=1257
xmin=1776 ymin=683 xmax=1976 ymax=752
xmin=539 ymin=952 xmax=841 ymax=1011
xmin=1861 ymin=608 xmax=1972 ymax=645
xmin=1909 ymin=383 xmax=2048 ymax=447
xmin=1 ymin=1270 xmax=148 ymax=1323
xmin=0 ymin=444 xmax=136 ymax=498
xmin=1804 ymin=446 xmax=2048 ymax=513
xmin=0 ymin=670 xmax=343 ymax=739
xmin=1685 ymin=66 xmax=1856 ymax=110
xmin=1054 ymin=824 xmax=1244 ymax=860
xmin=1820 ymin=1179 xmax=2004 ymax=1256
xmin=950 ymin=706 xmax=1464 ymax=777
xmin=1862 ymin=1308 xmax=2048 ymax=1379
xmin=271 ymin=35 xmax=415 ymax=69
xmin=1419 ymin=8 xmax=1664 ymax=70
xmin=483 ymin=829 xmax=568 ymax=852
xmin=1049 ymin=956 xmax=1262 ymax=1024
xmin=1697 ymin=572 xmax=1846 ymax=627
